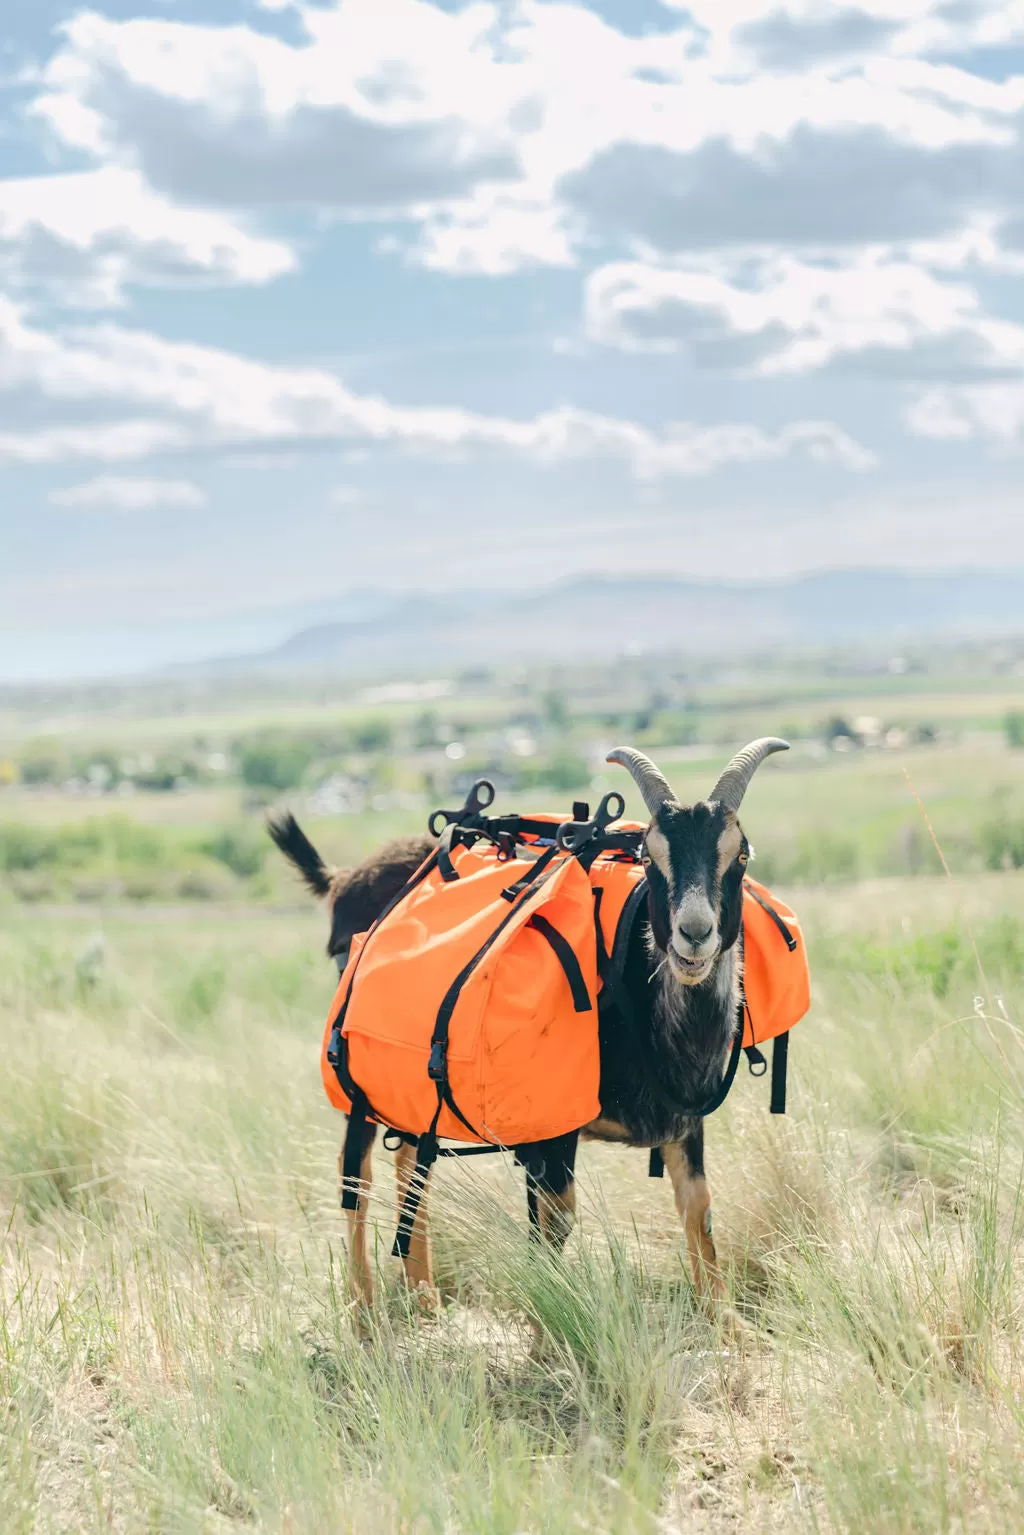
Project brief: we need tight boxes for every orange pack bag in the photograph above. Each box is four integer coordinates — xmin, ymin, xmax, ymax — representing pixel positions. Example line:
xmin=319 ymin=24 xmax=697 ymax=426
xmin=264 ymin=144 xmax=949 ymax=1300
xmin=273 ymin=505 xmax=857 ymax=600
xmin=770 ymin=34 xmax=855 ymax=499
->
xmin=323 ymin=828 xmax=601 ymax=1146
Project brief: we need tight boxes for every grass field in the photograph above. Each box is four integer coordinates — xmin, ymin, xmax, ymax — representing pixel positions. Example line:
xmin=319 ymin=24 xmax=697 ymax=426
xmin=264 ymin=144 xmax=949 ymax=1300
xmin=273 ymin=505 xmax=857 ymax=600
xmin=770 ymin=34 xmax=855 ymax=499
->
xmin=2 ymin=861 xmax=1023 ymax=1532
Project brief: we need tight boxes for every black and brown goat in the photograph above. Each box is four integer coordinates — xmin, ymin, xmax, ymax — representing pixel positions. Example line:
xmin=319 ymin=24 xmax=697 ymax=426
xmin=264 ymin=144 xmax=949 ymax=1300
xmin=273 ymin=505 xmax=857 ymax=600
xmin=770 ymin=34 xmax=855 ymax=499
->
xmin=270 ymin=737 xmax=787 ymax=1309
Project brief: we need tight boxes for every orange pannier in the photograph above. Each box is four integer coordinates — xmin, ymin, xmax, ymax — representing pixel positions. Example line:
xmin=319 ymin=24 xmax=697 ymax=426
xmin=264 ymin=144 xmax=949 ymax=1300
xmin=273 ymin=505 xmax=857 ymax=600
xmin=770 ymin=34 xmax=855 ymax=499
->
xmin=321 ymin=793 xmax=810 ymax=1147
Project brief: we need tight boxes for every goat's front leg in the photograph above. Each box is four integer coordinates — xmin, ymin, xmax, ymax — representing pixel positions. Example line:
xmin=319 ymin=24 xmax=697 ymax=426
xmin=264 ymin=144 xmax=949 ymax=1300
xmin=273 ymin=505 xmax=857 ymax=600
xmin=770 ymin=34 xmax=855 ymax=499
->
xmin=663 ymin=1121 xmax=725 ymax=1304
xmin=393 ymin=1141 xmax=439 ymax=1311
xmin=338 ymin=1119 xmax=377 ymax=1310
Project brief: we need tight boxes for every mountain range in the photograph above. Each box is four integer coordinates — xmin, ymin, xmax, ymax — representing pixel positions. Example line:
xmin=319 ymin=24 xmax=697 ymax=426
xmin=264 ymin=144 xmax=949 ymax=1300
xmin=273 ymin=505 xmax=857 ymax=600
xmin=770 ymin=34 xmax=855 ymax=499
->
xmin=224 ymin=569 xmax=1024 ymax=675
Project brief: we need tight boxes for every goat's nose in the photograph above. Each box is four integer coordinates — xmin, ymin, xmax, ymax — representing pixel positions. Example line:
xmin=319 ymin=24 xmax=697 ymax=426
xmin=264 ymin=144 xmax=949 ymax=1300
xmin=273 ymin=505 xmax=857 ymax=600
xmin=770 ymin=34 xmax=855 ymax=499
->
xmin=677 ymin=918 xmax=714 ymax=947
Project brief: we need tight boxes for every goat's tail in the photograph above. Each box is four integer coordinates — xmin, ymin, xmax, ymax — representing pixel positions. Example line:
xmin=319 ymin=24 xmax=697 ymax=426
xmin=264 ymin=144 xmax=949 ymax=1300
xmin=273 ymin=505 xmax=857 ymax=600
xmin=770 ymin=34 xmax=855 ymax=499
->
xmin=266 ymin=811 xmax=334 ymax=898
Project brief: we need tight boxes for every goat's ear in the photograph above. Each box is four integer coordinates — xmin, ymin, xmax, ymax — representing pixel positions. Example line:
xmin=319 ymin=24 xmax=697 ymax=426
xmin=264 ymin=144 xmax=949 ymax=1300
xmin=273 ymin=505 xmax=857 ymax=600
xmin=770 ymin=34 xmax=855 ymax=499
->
xmin=645 ymin=885 xmax=671 ymax=953
xmin=718 ymin=864 xmax=744 ymax=952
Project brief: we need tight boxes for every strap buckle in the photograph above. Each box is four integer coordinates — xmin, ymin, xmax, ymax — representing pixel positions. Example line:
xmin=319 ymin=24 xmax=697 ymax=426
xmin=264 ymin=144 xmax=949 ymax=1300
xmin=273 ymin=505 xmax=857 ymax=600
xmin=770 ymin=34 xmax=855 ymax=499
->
xmin=556 ymin=791 xmax=626 ymax=853
xmin=326 ymin=1026 xmax=343 ymax=1068
xmin=427 ymin=1040 xmax=448 ymax=1082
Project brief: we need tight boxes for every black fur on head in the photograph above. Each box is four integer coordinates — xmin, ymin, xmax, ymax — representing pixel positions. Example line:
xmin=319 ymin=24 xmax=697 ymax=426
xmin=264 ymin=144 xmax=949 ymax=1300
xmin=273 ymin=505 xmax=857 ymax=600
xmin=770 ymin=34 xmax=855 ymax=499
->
xmin=609 ymin=740 xmax=785 ymax=989
xmin=641 ymin=799 xmax=750 ymax=986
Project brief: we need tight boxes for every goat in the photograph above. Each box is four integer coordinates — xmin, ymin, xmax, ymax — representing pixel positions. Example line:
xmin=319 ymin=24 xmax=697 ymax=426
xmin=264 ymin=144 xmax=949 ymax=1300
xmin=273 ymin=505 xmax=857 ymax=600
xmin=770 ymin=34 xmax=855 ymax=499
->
xmin=269 ymin=737 xmax=786 ymax=1310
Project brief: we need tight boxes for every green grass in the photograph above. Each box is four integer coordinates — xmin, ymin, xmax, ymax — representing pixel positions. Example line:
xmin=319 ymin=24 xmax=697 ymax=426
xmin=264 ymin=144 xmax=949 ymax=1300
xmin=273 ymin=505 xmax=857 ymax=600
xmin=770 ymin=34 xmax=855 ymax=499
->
xmin=0 ymin=873 xmax=1022 ymax=1531
xmin=3 ymin=733 xmax=1024 ymax=906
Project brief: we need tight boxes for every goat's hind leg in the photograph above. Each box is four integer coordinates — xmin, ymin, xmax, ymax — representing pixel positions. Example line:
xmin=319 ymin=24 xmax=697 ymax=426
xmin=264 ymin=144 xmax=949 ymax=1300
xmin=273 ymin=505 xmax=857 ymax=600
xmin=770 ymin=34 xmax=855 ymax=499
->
xmin=393 ymin=1141 xmax=440 ymax=1313
xmin=663 ymin=1122 xmax=725 ymax=1306
xmin=521 ymin=1132 xmax=579 ymax=1253
xmin=338 ymin=1119 xmax=378 ymax=1311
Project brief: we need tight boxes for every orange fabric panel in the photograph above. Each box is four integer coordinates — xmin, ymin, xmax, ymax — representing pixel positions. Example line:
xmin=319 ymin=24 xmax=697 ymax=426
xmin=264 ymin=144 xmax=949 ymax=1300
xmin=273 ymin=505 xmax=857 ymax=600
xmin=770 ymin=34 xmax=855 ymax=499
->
xmin=740 ymin=876 xmax=811 ymax=1046
xmin=323 ymin=843 xmax=600 ymax=1144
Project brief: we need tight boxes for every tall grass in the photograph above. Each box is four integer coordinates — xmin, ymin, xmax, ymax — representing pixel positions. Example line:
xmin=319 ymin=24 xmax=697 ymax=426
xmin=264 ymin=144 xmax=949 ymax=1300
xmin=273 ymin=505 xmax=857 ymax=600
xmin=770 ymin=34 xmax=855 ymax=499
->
xmin=0 ymin=885 xmax=1022 ymax=1531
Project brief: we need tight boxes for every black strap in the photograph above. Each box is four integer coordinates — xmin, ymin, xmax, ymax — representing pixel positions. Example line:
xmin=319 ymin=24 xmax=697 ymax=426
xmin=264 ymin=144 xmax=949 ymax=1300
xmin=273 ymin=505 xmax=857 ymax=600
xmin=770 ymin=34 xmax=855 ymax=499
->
xmin=340 ymin=1090 xmax=369 ymax=1212
xmin=392 ymin=1097 xmax=442 ymax=1260
xmin=744 ymin=882 xmax=797 ymax=951
xmin=770 ymin=1031 xmax=789 ymax=1115
xmin=526 ymin=1181 xmax=540 ymax=1240
xmin=437 ymin=824 xmax=461 ymax=883
xmin=648 ymin=1147 xmax=665 ymax=1179
xmin=527 ymin=914 xmax=593 ymax=1012
xmin=501 ymin=843 xmax=560 ymax=902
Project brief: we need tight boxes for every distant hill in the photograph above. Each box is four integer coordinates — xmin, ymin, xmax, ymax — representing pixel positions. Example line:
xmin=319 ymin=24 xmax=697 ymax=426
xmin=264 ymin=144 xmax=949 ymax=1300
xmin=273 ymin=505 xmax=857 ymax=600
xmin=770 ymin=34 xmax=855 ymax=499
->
xmin=221 ymin=569 xmax=1024 ymax=674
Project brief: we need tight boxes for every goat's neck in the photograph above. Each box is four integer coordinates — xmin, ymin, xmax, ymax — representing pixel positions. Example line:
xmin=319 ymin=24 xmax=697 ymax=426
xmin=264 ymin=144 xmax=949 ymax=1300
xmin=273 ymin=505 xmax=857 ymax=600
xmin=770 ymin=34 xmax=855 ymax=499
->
xmin=650 ymin=941 xmax=739 ymax=1048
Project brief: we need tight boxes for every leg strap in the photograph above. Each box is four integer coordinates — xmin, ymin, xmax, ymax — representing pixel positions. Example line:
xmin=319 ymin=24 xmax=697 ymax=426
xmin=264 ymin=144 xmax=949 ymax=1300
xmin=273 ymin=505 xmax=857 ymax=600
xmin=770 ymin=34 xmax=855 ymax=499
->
xmin=525 ymin=1181 xmax=541 ymax=1242
xmin=341 ymin=1090 xmax=370 ymax=1212
xmin=392 ymin=1102 xmax=441 ymax=1260
xmin=770 ymin=1031 xmax=789 ymax=1115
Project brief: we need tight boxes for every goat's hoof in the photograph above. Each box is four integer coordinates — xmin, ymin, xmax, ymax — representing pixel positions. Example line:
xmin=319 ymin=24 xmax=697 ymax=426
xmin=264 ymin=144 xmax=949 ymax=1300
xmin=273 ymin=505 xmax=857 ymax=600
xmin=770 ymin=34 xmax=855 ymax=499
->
xmin=411 ymin=1281 xmax=442 ymax=1318
xmin=715 ymin=1303 xmax=750 ymax=1347
xmin=349 ymin=1301 xmax=374 ymax=1341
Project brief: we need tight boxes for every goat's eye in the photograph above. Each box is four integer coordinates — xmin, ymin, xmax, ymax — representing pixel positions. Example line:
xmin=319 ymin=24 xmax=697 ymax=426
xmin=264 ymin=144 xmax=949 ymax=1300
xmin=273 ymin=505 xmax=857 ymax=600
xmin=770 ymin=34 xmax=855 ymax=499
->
xmin=641 ymin=852 xmax=651 ymax=867
xmin=737 ymin=850 xmax=749 ymax=866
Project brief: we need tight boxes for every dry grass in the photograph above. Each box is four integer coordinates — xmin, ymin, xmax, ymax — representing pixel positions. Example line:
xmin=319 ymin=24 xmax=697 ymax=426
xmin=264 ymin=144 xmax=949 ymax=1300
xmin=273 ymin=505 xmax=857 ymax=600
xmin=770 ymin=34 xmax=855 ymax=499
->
xmin=1 ymin=875 xmax=1022 ymax=1532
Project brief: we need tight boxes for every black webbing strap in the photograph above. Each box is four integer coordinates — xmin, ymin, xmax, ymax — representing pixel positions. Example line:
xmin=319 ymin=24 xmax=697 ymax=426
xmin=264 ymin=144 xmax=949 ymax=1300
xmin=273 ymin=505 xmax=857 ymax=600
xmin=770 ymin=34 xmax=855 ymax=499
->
xmin=526 ymin=1182 xmax=541 ymax=1240
xmin=770 ymin=1031 xmax=789 ymax=1115
xmin=744 ymin=881 xmax=798 ymax=951
xmin=340 ymin=1089 xmax=370 ymax=1212
xmin=392 ymin=1095 xmax=442 ymax=1259
xmin=501 ymin=843 xmax=560 ymax=902
xmin=437 ymin=823 xmax=462 ymax=883
xmin=527 ymin=914 xmax=593 ymax=1012
xmin=649 ymin=1147 xmax=664 ymax=1179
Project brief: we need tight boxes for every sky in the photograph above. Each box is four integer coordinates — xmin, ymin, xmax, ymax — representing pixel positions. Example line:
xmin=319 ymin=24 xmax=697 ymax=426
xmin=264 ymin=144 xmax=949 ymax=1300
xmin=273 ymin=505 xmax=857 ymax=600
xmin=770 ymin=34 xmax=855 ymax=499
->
xmin=1 ymin=0 xmax=1024 ymax=676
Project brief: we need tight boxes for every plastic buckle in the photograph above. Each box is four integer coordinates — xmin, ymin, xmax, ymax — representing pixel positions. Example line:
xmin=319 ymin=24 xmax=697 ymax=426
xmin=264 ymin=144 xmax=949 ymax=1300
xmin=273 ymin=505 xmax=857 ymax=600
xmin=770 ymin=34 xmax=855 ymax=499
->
xmin=427 ymin=1040 xmax=448 ymax=1082
xmin=556 ymin=791 xmax=626 ymax=853
xmin=428 ymin=779 xmax=496 ymax=838
xmin=326 ymin=1026 xmax=343 ymax=1068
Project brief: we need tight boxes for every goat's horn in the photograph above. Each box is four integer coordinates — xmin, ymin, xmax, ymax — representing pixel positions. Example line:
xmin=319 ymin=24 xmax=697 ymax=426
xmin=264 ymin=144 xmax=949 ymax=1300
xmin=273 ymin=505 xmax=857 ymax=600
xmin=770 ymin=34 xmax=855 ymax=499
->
xmin=709 ymin=738 xmax=789 ymax=813
xmin=606 ymin=747 xmax=674 ymax=816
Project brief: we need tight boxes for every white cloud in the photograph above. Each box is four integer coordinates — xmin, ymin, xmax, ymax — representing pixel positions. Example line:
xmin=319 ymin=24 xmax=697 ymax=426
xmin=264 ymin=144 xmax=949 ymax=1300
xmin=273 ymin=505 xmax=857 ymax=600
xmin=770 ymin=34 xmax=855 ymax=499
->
xmin=411 ymin=191 xmax=578 ymax=275
xmin=50 ymin=475 xmax=207 ymax=510
xmin=0 ymin=420 xmax=189 ymax=464
xmin=30 ymin=0 xmax=1024 ymax=283
xmin=0 ymin=295 xmax=873 ymax=477
xmin=33 ymin=5 xmax=522 ymax=215
xmin=585 ymin=252 xmax=1024 ymax=376
xmin=906 ymin=384 xmax=1024 ymax=442
xmin=0 ymin=167 xmax=293 ymax=307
